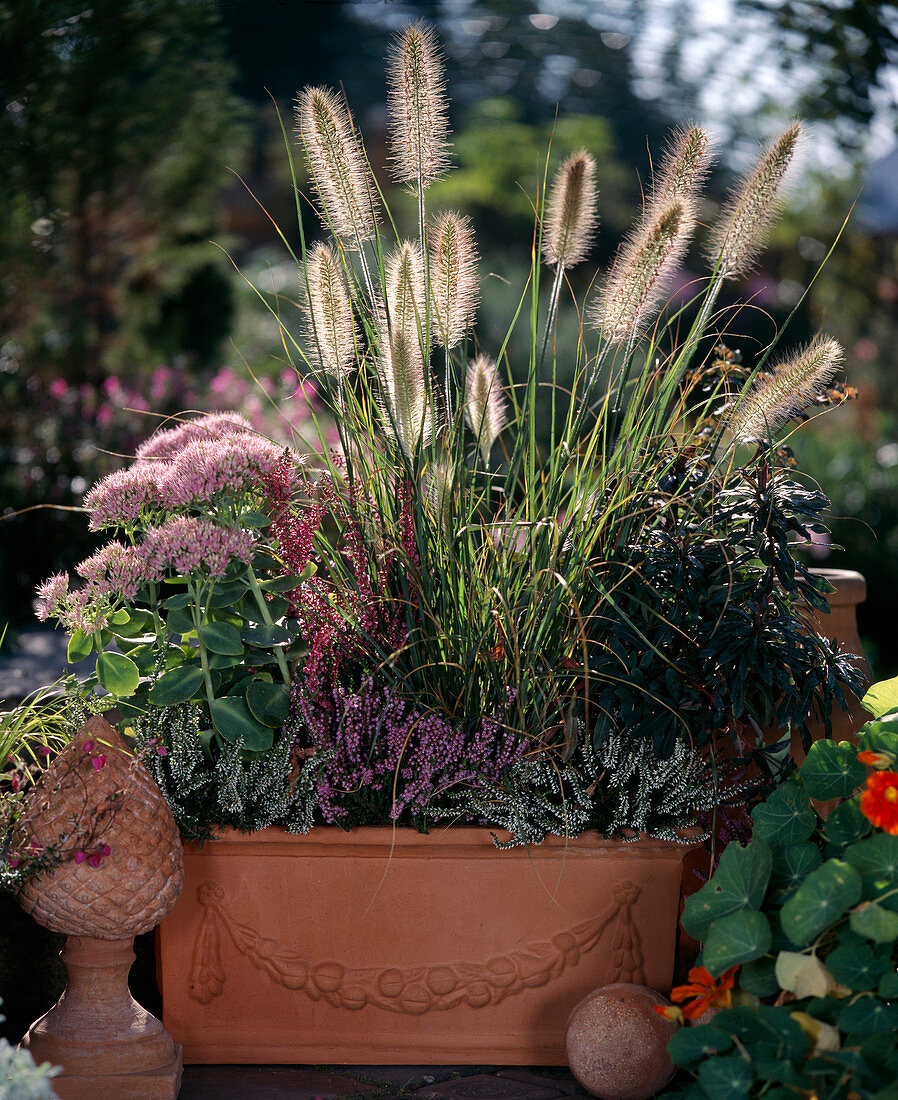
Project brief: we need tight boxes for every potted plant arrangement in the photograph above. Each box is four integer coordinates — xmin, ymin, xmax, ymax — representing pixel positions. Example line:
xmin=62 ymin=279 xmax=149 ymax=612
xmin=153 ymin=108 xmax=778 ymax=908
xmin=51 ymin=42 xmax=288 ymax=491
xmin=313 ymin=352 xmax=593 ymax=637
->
xmin=5 ymin=21 xmax=867 ymax=1069
xmin=661 ymin=675 xmax=898 ymax=1099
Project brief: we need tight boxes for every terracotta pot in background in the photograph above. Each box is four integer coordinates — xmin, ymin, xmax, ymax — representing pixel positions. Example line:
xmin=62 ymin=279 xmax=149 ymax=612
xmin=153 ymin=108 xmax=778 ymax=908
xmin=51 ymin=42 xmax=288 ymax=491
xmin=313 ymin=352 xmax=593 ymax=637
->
xmin=157 ymin=825 xmax=699 ymax=1065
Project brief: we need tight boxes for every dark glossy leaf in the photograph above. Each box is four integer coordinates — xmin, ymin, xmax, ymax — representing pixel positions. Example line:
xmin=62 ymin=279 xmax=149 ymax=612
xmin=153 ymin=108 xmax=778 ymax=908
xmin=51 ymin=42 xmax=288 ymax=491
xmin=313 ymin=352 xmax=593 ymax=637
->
xmin=210 ymin=697 xmax=273 ymax=751
xmin=738 ymin=955 xmax=779 ymax=997
xmin=824 ymin=798 xmax=871 ymax=851
xmin=162 ymin=592 xmax=192 ymax=610
xmin=241 ymin=623 xmax=292 ymax=648
xmin=166 ymin=606 xmax=196 ymax=635
xmin=241 ymin=511 xmax=271 ymax=527
xmin=208 ymin=579 xmax=250 ymax=608
xmin=780 ymin=859 xmax=863 ymax=945
xmin=827 ymin=942 xmax=891 ymax=991
xmin=697 ymin=1055 xmax=753 ymax=1097
xmin=246 ymin=681 xmax=290 ymax=728
xmin=845 ymin=833 xmax=898 ymax=879
xmin=770 ymin=843 xmax=823 ymax=902
xmin=149 ymin=665 xmax=205 ymax=706
xmin=850 ymin=902 xmax=898 ymax=943
xmin=198 ymin=621 xmax=245 ymax=656
xmin=839 ymin=997 xmax=898 ymax=1038
xmin=112 ymin=610 xmax=150 ymax=638
xmin=263 ymin=574 xmax=307 ymax=593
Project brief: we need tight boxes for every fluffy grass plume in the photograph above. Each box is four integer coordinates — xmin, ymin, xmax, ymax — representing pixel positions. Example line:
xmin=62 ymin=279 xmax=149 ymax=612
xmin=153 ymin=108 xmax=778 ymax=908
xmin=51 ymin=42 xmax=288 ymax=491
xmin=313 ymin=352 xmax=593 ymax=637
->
xmin=429 ymin=212 xmax=479 ymax=349
xmin=303 ymin=243 xmax=357 ymax=376
xmin=296 ymin=86 xmax=380 ymax=242
xmin=378 ymin=329 xmax=436 ymax=459
xmin=542 ymin=149 xmax=599 ymax=271
xmin=651 ymin=124 xmax=712 ymax=210
xmin=387 ymin=20 xmax=451 ymax=190
xmin=706 ymin=122 xmax=801 ymax=279
xmin=386 ymin=240 xmax=427 ymax=339
xmin=727 ymin=335 xmax=843 ymax=444
xmin=465 ymin=354 xmax=509 ymax=466
xmin=592 ymin=199 xmax=694 ymax=344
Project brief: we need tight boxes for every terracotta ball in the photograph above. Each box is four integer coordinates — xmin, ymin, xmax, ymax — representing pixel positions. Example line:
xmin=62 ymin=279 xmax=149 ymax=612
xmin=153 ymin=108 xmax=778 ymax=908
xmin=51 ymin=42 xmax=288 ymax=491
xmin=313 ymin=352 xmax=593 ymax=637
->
xmin=565 ymin=982 xmax=677 ymax=1100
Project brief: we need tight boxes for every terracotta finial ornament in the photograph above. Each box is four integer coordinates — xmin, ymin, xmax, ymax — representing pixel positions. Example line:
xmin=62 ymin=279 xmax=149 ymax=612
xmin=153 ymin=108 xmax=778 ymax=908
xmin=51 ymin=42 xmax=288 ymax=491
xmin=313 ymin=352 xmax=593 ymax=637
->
xmin=15 ymin=716 xmax=185 ymax=1099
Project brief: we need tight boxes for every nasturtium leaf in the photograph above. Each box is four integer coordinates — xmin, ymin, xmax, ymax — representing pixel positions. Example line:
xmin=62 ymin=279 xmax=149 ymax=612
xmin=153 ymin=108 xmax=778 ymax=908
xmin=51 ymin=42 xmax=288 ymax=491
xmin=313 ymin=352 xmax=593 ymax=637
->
xmin=857 ymin=722 xmax=898 ymax=759
xmin=96 ymin=651 xmax=140 ymax=697
xmin=697 ymin=1055 xmax=753 ymax=1097
xmin=799 ymin=740 xmax=866 ymax=801
xmin=752 ymin=782 xmax=816 ymax=847
xmin=850 ymin=902 xmax=898 ymax=944
xmin=824 ymin=799 xmax=871 ymax=851
xmin=210 ymin=697 xmax=273 ymax=752
xmin=780 ymin=859 xmax=863 ymax=945
xmin=246 ymin=681 xmax=290 ymax=728
xmin=198 ymin=622 xmax=244 ymax=656
xmin=149 ymin=665 xmax=205 ymax=706
xmin=877 ymin=970 xmax=898 ymax=998
xmin=845 ymin=833 xmax=898 ymax=879
xmin=775 ymin=952 xmax=839 ymax=999
xmin=862 ymin=674 xmax=898 ymax=719
xmin=827 ymin=942 xmax=890 ymax=991
xmin=681 ymin=839 xmax=773 ymax=940
xmin=703 ymin=910 xmax=772 ymax=975
xmin=770 ymin=843 xmax=824 ymax=901
xmin=739 ymin=956 xmax=779 ymax=997
xmin=713 ymin=1006 xmax=808 ymax=1060
xmin=667 ymin=1024 xmax=733 ymax=1068
xmin=839 ymin=997 xmax=898 ymax=1038
xmin=241 ymin=623 xmax=292 ymax=648
xmin=67 ymin=629 xmax=94 ymax=664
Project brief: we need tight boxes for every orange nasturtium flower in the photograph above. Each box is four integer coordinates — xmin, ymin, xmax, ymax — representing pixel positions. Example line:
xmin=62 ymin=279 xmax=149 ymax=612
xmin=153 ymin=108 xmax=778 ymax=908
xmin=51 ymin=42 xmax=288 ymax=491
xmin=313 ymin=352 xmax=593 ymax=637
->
xmin=654 ymin=965 xmax=739 ymax=1021
xmin=857 ymin=749 xmax=895 ymax=770
xmin=860 ymin=769 xmax=898 ymax=835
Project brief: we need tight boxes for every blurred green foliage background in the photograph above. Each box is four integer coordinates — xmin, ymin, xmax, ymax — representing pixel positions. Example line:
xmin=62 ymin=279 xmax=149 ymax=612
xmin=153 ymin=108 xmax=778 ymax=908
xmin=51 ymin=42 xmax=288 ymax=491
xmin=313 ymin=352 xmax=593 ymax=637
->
xmin=2 ymin=0 xmax=898 ymax=676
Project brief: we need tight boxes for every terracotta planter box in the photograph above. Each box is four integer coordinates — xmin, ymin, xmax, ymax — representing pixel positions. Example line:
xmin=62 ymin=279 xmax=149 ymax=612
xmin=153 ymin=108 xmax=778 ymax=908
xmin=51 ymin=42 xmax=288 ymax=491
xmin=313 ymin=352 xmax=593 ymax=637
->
xmin=156 ymin=826 xmax=696 ymax=1065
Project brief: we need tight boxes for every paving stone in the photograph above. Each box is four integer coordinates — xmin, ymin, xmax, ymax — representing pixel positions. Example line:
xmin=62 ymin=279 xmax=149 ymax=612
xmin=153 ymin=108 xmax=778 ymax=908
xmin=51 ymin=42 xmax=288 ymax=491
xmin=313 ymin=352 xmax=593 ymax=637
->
xmin=495 ymin=1069 xmax=585 ymax=1096
xmin=178 ymin=1065 xmax=381 ymax=1099
xmin=414 ymin=1074 xmax=564 ymax=1100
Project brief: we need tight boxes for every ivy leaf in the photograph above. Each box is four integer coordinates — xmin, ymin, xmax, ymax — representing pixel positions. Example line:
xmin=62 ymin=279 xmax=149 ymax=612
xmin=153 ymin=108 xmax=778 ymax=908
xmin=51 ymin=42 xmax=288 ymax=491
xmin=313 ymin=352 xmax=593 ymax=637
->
xmin=703 ymin=910 xmax=771 ymax=975
xmin=780 ymin=859 xmax=863 ymax=945
xmin=752 ymin=782 xmax=815 ymax=847
xmin=96 ymin=651 xmax=140 ymax=697
xmin=799 ymin=740 xmax=866 ymax=802
xmin=849 ymin=902 xmax=898 ymax=944
xmin=682 ymin=840 xmax=773 ymax=941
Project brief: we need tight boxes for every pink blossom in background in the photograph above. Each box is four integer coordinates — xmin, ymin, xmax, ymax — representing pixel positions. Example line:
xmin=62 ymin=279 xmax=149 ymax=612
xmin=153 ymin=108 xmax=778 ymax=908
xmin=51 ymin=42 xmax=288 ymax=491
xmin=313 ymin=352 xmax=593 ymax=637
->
xmin=140 ymin=516 xmax=255 ymax=578
xmin=49 ymin=378 xmax=69 ymax=399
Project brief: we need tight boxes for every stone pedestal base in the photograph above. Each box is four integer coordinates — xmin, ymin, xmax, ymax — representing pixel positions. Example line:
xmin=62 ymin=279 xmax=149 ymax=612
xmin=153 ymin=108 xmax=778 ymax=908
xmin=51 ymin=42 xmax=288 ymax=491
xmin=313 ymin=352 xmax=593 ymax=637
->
xmin=21 ymin=936 xmax=182 ymax=1100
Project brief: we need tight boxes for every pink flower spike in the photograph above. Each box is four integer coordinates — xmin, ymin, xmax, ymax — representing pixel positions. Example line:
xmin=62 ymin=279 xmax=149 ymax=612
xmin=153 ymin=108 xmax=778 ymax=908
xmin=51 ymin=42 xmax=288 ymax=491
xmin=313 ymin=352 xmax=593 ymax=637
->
xmin=157 ymin=745 xmax=169 ymax=757
xmin=83 ymin=740 xmax=94 ymax=752
xmin=28 ymin=835 xmax=39 ymax=851
xmin=8 ymin=858 xmax=19 ymax=869
xmin=100 ymin=845 xmax=111 ymax=857
xmin=91 ymin=755 xmax=107 ymax=771
xmin=75 ymin=851 xmax=87 ymax=864
xmin=38 ymin=746 xmax=52 ymax=757
xmin=87 ymin=853 xmax=102 ymax=868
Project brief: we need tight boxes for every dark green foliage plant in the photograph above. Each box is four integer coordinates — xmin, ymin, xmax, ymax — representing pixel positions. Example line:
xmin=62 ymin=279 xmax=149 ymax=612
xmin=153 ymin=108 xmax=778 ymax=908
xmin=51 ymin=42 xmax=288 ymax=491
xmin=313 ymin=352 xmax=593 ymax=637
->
xmin=665 ymin=677 xmax=898 ymax=1099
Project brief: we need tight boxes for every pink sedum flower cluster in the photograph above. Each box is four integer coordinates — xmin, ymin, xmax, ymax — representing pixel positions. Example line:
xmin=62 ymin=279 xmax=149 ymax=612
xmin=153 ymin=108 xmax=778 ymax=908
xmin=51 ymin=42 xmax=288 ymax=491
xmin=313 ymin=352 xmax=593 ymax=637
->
xmin=85 ymin=465 xmax=167 ymax=531
xmin=142 ymin=517 xmax=255 ymax=578
xmin=161 ymin=435 xmax=290 ymax=507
